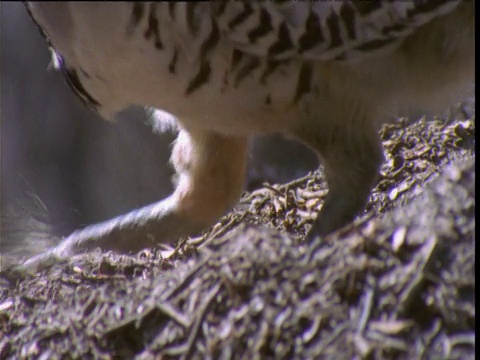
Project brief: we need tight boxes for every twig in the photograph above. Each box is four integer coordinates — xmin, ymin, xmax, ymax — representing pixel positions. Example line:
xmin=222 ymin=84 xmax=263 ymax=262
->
xmin=263 ymin=183 xmax=285 ymax=197
xmin=395 ymin=236 xmax=439 ymax=317
xmin=356 ymin=277 xmax=375 ymax=335
xmin=159 ymin=258 xmax=209 ymax=302
xmin=139 ymin=302 xmax=191 ymax=329
xmin=280 ymin=172 xmax=317 ymax=190
xmin=419 ymin=318 xmax=442 ymax=360
xmin=180 ymin=283 xmax=222 ymax=360
xmin=310 ymin=322 xmax=350 ymax=357
xmin=198 ymin=213 xmax=247 ymax=250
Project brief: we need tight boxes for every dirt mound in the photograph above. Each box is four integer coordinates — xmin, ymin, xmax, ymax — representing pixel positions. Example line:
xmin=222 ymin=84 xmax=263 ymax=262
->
xmin=0 ymin=117 xmax=475 ymax=359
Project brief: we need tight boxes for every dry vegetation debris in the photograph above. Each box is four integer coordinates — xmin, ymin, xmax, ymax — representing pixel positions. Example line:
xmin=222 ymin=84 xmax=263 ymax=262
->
xmin=0 ymin=115 xmax=475 ymax=359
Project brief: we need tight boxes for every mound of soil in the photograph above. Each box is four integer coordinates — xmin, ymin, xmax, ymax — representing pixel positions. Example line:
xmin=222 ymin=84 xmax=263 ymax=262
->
xmin=0 ymin=116 xmax=475 ymax=359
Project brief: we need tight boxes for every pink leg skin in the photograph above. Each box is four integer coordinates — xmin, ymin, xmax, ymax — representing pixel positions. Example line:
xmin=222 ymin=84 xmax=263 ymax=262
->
xmin=22 ymin=129 xmax=248 ymax=270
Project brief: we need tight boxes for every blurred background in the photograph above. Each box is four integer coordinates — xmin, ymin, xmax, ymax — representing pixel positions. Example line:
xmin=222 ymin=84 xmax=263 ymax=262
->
xmin=0 ymin=2 xmax=318 ymax=267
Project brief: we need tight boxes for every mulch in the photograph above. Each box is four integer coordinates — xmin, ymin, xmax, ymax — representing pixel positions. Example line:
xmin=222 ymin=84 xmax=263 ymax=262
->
xmin=0 ymin=115 xmax=475 ymax=360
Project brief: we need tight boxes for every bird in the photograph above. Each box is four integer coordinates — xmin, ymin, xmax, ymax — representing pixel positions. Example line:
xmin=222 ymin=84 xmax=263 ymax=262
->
xmin=22 ymin=1 xmax=474 ymax=268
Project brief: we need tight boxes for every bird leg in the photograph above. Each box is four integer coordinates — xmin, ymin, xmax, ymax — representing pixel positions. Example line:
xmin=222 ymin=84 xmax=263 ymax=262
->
xmin=22 ymin=128 xmax=248 ymax=269
xmin=295 ymin=114 xmax=384 ymax=240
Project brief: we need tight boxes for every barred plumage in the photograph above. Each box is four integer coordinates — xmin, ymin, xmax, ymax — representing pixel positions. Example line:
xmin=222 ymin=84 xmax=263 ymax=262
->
xmin=214 ymin=1 xmax=462 ymax=60
xmin=22 ymin=1 xmax=474 ymax=267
